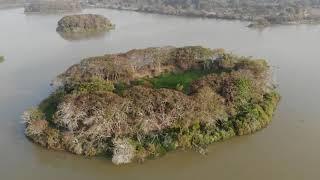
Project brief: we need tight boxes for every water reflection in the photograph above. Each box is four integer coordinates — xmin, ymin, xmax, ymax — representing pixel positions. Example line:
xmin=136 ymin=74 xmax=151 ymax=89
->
xmin=57 ymin=30 xmax=111 ymax=41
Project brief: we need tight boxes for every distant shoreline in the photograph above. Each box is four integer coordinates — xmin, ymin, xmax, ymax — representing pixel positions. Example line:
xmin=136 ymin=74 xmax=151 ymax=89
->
xmin=1 ymin=3 xmax=319 ymax=28
xmin=84 ymin=4 xmax=320 ymax=28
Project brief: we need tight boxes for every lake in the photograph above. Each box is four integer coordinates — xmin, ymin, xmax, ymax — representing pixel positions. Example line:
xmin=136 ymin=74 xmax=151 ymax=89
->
xmin=0 ymin=8 xmax=320 ymax=180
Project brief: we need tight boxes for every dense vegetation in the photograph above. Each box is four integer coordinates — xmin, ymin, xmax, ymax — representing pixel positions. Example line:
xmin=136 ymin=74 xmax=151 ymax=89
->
xmin=56 ymin=14 xmax=114 ymax=33
xmin=24 ymin=0 xmax=81 ymax=13
xmin=86 ymin=0 xmax=320 ymax=27
xmin=23 ymin=46 xmax=280 ymax=165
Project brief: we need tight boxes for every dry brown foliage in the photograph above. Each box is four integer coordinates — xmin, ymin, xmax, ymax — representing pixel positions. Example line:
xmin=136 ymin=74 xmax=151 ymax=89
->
xmin=23 ymin=46 xmax=279 ymax=164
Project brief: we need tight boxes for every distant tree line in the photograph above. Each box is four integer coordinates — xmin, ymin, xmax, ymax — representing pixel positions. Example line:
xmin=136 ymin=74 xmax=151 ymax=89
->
xmin=85 ymin=0 xmax=320 ymax=25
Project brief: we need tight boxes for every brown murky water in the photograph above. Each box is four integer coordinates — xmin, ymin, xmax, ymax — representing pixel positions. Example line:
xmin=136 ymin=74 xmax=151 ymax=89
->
xmin=0 ymin=8 xmax=320 ymax=180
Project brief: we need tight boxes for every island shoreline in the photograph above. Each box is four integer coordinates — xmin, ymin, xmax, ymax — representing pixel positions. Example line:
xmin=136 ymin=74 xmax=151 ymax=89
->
xmin=23 ymin=46 xmax=280 ymax=165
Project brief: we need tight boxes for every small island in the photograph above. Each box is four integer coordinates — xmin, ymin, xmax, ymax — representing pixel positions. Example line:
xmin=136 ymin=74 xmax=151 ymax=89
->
xmin=23 ymin=46 xmax=280 ymax=165
xmin=56 ymin=14 xmax=114 ymax=33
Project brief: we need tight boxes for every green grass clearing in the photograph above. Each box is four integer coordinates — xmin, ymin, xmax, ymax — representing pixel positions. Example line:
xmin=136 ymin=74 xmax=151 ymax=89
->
xmin=148 ymin=69 xmax=211 ymax=93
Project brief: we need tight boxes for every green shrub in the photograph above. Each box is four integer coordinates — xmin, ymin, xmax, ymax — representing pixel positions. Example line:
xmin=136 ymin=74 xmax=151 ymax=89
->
xmin=114 ymin=82 xmax=128 ymax=95
xmin=175 ymin=83 xmax=184 ymax=91
xmin=232 ymin=92 xmax=280 ymax=135
xmin=149 ymin=69 xmax=210 ymax=93
xmin=234 ymin=77 xmax=253 ymax=106
xmin=38 ymin=91 xmax=65 ymax=121
xmin=68 ymin=77 xmax=115 ymax=93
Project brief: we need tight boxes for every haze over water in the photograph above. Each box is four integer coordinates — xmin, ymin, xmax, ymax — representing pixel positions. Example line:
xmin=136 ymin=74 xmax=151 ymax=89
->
xmin=0 ymin=8 xmax=320 ymax=180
